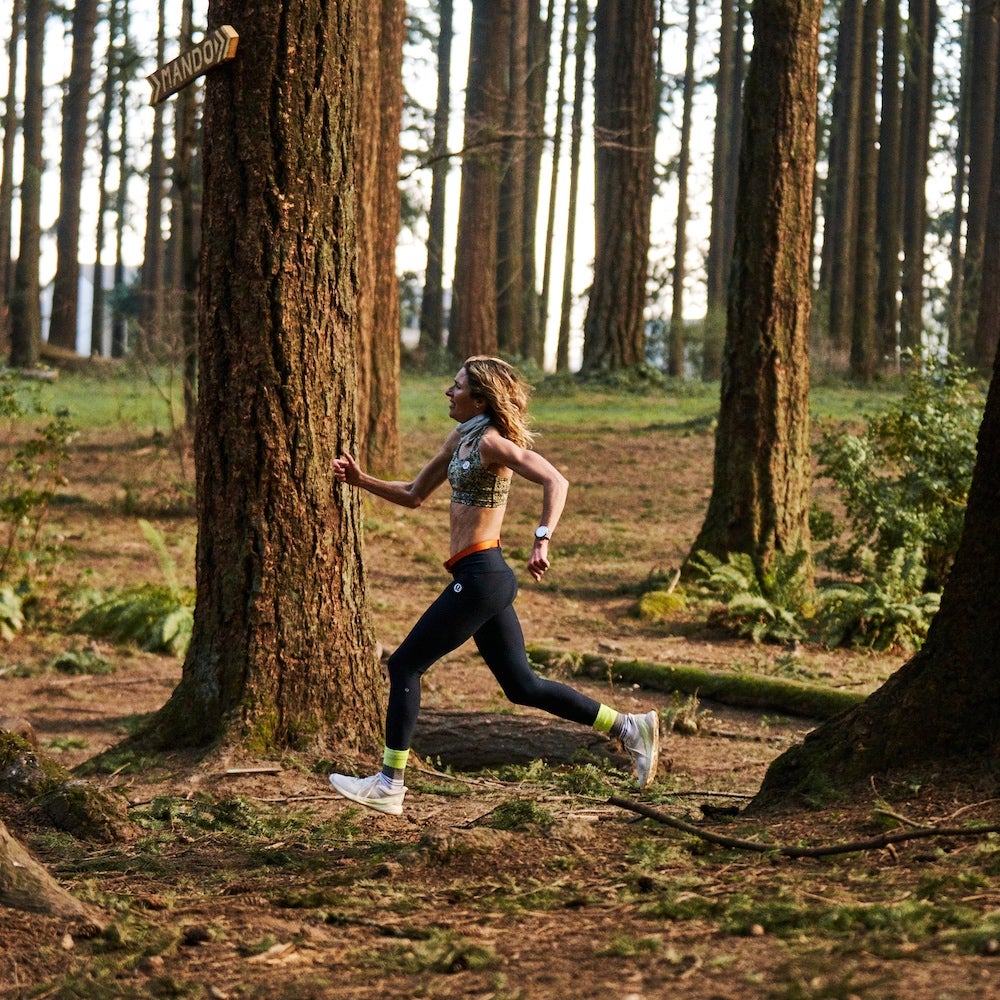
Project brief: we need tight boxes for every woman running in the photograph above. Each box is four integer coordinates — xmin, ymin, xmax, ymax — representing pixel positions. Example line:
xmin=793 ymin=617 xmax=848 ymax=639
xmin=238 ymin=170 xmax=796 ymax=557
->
xmin=329 ymin=356 xmax=660 ymax=814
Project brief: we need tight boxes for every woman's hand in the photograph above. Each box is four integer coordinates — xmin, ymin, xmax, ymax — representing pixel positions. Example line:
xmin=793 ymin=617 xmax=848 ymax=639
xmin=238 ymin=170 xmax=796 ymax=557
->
xmin=333 ymin=451 xmax=362 ymax=486
xmin=527 ymin=539 xmax=550 ymax=581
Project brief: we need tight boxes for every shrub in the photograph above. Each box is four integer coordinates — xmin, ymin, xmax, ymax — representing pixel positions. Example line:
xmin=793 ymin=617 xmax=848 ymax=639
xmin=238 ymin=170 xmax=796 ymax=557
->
xmin=815 ymin=354 xmax=982 ymax=591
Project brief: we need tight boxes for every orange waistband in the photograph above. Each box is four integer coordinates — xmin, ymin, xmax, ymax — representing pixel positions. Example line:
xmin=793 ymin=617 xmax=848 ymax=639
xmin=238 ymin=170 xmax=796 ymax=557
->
xmin=444 ymin=539 xmax=501 ymax=571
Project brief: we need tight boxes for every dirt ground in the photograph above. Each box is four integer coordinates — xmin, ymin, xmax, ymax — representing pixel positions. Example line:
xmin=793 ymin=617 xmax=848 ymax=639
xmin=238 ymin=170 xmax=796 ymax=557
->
xmin=0 ymin=406 xmax=997 ymax=999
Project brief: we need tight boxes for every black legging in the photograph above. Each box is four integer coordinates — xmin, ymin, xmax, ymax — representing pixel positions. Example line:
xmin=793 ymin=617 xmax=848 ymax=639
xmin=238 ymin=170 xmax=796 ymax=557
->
xmin=384 ymin=546 xmax=601 ymax=751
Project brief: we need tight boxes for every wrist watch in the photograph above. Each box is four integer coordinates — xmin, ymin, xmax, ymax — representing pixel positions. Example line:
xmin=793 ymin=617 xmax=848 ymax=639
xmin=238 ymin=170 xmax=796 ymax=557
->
xmin=534 ymin=525 xmax=552 ymax=542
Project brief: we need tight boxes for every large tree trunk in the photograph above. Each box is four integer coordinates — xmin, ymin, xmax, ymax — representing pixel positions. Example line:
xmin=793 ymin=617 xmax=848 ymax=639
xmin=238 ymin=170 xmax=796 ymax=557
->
xmin=356 ymin=0 xmax=403 ymax=475
xmin=47 ymin=0 xmax=99 ymax=353
xmin=141 ymin=0 xmax=380 ymax=754
xmin=686 ymin=0 xmax=819 ymax=577
xmin=756 ymin=335 xmax=1000 ymax=802
xmin=581 ymin=0 xmax=656 ymax=372
xmin=8 ymin=0 xmax=45 ymax=369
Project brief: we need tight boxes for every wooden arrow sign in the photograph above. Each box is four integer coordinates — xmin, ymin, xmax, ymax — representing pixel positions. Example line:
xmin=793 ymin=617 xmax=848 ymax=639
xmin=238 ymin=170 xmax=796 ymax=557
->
xmin=147 ymin=25 xmax=239 ymax=105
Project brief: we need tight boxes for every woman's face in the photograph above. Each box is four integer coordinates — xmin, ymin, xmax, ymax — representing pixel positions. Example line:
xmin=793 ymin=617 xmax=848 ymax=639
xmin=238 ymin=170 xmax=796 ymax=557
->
xmin=446 ymin=367 xmax=483 ymax=423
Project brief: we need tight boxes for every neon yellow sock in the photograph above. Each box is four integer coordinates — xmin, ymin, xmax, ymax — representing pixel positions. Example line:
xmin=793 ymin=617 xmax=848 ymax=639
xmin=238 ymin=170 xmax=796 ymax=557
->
xmin=593 ymin=704 xmax=618 ymax=733
xmin=382 ymin=746 xmax=410 ymax=771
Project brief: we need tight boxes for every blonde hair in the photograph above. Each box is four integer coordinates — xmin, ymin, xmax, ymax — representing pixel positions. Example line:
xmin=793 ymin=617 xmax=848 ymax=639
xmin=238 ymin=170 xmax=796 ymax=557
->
xmin=463 ymin=356 xmax=535 ymax=449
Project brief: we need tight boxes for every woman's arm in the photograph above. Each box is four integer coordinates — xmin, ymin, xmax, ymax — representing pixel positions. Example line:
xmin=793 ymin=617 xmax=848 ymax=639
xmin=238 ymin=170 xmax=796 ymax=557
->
xmin=334 ymin=435 xmax=456 ymax=509
xmin=480 ymin=432 xmax=569 ymax=580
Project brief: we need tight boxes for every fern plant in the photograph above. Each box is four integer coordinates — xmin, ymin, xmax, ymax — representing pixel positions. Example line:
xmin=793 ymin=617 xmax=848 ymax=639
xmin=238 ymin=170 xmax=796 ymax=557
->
xmin=72 ymin=520 xmax=193 ymax=656
xmin=688 ymin=549 xmax=808 ymax=645
xmin=816 ymin=548 xmax=940 ymax=652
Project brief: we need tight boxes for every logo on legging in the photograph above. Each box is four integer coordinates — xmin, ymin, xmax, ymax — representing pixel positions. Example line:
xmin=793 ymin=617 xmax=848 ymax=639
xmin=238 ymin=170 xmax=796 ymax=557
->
xmin=453 ymin=583 xmax=463 ymax=593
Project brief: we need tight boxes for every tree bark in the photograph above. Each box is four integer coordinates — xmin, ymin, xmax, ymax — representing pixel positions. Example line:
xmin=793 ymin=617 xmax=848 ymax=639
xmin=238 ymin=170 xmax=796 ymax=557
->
xmin=581 ymin=0 xmax=656 ymax=372
xmin=449 ymin=0 xmax=511 ymax=360
xmin=848 ymin=0 xmax=880 ymax=382
xmin=418 ymin=0 xmax=454 ymax=360
xmin=141 ymin=0 xmax=381 ymax=754
xmin=687 ymin=0 xmax=819 ymax=577
xmin=756 ymin=332 xmax=1000 ymax=801
xmin=0 ymin=0 xmax=24 ymax=346
xmin=356 ymin=0 xmax=403 ymax=475
xmin=8 ymin=0 xmax=45 ymax=369
xmin=48 ymin=0 xmax=99 ymax=353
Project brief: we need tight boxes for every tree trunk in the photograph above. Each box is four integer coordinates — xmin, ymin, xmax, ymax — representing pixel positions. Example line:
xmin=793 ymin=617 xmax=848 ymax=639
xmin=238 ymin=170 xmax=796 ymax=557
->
xmin=581 ymin=0 xmax=656 ymax=373
xmin=704 ymin=0 xmax=745 ymax=382
xmin=668 ymin=0 xmax=697 ymax=379
xmin=540 ymin=0 xmax=572 ymax=363
xmin=898 ymin=0 xmax=936 ymax=352
xmin=8 ymin=0 xmax=45 ymax=369
xmin=556 ymin=0 xmax=589 ymax=373
xmin=686 ymin=0 xmax=819 ymax=577
xmin=141 ymin=0 xmax=380 ymax=755
xmin=756 ymin=334 xmax=1000 ymax=801
xmin=48 ymin=0 xmax=99 ymax=353
xmin=973 ymin=39 xmax=1000 ymax=373
xmin=957 ymin=0 xmax=1000 ymax=361
xmin=0 ymin=0 xmax=24 ymax=347
xmin=848 ymin=0 xmax=880 ymax=382
xmin=497 ymin=0 xmax=528 ymax=359
xmin=356 ymin=0 xmax=403 ymax=476
xmin=874 ymin=0 xmax=902 ymax=364
xmin=418 ymin=0 xmax=453 ymax=361
xmin=139 ymin=0 xmax=168 ymax=353
xmin=449 ymin=0 xmax=511 ymax=360
xmin=820 ymin=0 xmax=862 ymax=363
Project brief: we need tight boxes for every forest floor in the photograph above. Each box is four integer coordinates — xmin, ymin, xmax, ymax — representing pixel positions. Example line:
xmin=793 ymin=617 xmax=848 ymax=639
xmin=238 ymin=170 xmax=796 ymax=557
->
xmin=0 ymin=388 xmax=998 ymax=999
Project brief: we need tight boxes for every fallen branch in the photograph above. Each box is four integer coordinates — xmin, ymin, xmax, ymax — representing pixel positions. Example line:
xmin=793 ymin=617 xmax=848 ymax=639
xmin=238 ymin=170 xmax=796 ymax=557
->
xmin=608 ymin=796 xmax=1000 ymax=858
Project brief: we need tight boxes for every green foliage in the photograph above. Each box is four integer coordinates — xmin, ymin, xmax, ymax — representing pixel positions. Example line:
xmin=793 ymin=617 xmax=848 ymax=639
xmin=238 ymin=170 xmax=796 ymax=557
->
xmin=485 ymin=798 xmax=555 ymax=831
xmin=815 ymin=354 xmax=982 ymax=590
xmin=0 ymin=584 xmax=25 ymax=639
xmin=49 ymin=645 xmax=115 ymax=675
xmin=815 ymin=548 xmax=941 ymax=652
xmin=73 ymin=583 xmax=193 ymax=655
xmin=71 ymin=520 xmax=193 ymax=655
xmin=0 ymin=375 xmax=76 ymax=603
xmin=688 ymin=550 xmax=809 ymax=645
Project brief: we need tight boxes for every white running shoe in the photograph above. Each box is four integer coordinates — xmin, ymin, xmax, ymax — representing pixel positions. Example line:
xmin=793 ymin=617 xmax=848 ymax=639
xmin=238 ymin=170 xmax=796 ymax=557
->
xmin=328 ymin=772 xmax=406 ymax=815
xmin=622 ymin=710 xmax=660 ymax=789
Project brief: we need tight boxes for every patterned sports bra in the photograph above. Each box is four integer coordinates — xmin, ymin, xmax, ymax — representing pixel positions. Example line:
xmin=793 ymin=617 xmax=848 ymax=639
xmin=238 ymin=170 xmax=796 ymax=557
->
xmin=448 ymin=423 xmax=511 ymax=508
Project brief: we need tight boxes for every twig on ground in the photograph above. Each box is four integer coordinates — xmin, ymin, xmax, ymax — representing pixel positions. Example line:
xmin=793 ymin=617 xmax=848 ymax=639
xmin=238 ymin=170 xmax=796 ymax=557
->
xmin=608 ymin=796 xmax=1000 ymax=858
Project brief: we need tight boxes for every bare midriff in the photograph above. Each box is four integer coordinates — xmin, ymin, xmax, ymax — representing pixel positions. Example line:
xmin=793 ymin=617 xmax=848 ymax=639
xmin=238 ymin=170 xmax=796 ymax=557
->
xmin=449 ymin=499 xmax=508 ymax=556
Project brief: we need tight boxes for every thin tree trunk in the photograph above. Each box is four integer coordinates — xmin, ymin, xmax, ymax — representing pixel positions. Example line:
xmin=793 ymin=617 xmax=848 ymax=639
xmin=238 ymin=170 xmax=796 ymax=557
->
xmin=669 ymin=0 xmax=697 ymax=378
xmin=498 ymin=0 xmax=529 ymax=358
xmin=898 ymin=0 xmax=936 ymax=352
xmin=139 ymin=0 xmax=168 ymax=353
xmin=8 ymin=0 xmax=45 ymax=369
xmin=540 ymin=0 xmax=572 ymax=358
xmin=449 ymin=0 xmax=511 ymax=359
xmin=0 ymin=0 xmax=24 ymax=347
xmin=848 ymin=0 xmax=880 ymax=382
xmin=556 ymin=0 xmax=588 ymax=373
xmin=48 ymin=0 xmax=99 ymax=353
xmin=111 ymin=1 xmax=132 ymax=361
xmin=875 ymin=0 xmax=902 ymax=364
xmin=418 ymin=0 xmax=453 ymax=360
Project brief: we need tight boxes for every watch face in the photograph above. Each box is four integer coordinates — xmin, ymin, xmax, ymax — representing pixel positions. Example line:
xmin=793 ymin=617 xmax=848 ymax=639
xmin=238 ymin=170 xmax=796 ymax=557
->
xmin=535 ymin=527 xmax=550 ymax=539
